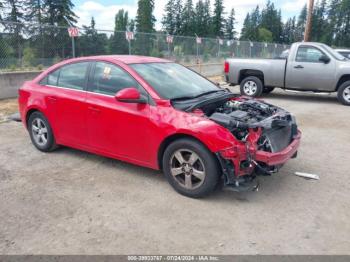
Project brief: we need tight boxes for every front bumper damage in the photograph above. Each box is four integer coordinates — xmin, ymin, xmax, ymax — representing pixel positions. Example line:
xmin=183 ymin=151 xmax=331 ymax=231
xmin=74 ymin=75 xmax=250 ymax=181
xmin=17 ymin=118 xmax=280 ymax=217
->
xmin=216 ymin=129 xmax=302 ymax=191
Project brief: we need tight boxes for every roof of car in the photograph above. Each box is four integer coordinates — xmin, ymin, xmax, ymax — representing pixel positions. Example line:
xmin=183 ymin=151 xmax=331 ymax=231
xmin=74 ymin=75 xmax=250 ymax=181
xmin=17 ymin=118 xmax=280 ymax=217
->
xmin=65 ymin=55 xmax=171 ymax=64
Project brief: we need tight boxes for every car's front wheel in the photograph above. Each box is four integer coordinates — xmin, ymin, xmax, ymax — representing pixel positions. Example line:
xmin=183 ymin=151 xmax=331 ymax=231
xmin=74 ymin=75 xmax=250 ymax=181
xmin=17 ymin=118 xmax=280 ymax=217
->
xmin=28 ymin=111 xmax=57 ymax=152
xmin=162 ymin=138 xmax=220 ymax=198
xmin=337 ymin=81 xmax=350 ymax=106
xmin=240 ymin=76 xmax=263 ymax=97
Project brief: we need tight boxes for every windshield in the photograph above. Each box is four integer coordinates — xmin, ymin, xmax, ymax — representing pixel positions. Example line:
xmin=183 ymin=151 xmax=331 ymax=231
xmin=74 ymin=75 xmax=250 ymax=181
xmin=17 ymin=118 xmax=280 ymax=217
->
xmin=321 ymin=44 xmax=347 ymax=60
xmin=130 ymin=63 xmax=220 ymax=99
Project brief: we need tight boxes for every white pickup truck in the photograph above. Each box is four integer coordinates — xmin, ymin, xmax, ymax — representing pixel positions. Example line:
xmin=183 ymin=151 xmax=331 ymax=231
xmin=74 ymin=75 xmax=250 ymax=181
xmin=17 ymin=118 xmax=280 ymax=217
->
xmin=224 ymin=42 xmax=350 ymax=105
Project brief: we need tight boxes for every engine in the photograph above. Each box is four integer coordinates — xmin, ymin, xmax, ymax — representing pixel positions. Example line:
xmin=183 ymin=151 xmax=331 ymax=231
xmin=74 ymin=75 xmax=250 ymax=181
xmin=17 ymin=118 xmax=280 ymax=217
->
xmin=207 ymin=98 xmax=297 ymax=152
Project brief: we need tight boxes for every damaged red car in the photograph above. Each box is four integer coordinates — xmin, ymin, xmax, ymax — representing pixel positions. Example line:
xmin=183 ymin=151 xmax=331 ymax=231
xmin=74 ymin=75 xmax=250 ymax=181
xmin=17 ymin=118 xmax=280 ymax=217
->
xmin=18 ymin=56 xmax=301 ymax=198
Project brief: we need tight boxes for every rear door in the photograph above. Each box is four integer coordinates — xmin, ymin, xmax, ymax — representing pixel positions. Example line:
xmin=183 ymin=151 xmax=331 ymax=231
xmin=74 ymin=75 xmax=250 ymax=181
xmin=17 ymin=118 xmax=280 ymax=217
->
xmin=86 ymin=61 xmax=152 ymax=165
xmin=285 ymin=45 xmax=336 ymax=91
xmin=48 ymin=62 xmax=90 ymax=147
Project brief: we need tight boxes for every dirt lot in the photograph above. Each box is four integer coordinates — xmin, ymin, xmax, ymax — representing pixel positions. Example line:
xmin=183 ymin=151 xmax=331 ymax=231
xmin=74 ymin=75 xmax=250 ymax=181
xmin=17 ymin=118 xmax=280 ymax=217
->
xmin=0 ymin=88 xmax=349 ymax=255
xmin=0 ymin=98 xmax=18 ymax=122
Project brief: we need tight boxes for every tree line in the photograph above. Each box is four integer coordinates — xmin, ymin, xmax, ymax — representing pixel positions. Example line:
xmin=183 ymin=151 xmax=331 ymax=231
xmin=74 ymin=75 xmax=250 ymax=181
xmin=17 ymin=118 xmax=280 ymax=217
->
xmin=1 ymin=0 xmax=350 ymax=69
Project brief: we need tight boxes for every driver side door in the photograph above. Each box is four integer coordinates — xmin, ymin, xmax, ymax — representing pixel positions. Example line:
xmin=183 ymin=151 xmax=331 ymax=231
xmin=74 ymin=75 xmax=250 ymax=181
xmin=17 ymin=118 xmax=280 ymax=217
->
xmin=86 ymin=61 xmax=152 ymax=166
xmin=285 ymin=45 xmax=336 ymax=91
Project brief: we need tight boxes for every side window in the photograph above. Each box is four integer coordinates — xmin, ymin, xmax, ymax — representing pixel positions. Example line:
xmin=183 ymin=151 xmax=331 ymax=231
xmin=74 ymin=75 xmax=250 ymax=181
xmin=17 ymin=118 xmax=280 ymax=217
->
xmin=90 ymin=62 xmax=142 ymax=96
xmin=48 ymin=69 xmax=60 ymax=86
xmin=39 ymin=69 xmax=59 ymax=86
xmin=296 ymin=46 xmax=325 ymax=63
xmin=57 ymin=62 xmax=89 ymax=90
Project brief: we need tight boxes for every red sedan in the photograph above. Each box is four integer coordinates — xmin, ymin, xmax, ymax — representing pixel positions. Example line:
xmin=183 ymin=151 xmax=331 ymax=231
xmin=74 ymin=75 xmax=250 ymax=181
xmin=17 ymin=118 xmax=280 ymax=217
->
xmin=19 ymin=56 xmax=301 ymax=198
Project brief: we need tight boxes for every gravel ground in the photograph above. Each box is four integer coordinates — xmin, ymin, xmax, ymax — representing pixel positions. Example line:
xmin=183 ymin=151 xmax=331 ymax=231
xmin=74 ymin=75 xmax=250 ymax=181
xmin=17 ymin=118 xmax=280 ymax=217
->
xmin=0 ymin=99 xmax=18 ymax=123
xmin=0 ymin=88 xmax=349 ymax=255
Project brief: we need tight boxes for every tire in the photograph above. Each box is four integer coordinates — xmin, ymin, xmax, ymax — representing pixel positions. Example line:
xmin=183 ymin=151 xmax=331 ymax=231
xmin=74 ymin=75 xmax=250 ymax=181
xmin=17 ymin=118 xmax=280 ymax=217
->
xmin=240 ymin=76 xmax=264 ymax=97
xmin=162 ymin=138 xmax=220 ymax=198
xmin=337 ymin=81 xmax=350 ymax=106
xmin=28 ymin=111 xmax=58 ymax=152
xmin=263 ymin=86 xmax=275 ymax=94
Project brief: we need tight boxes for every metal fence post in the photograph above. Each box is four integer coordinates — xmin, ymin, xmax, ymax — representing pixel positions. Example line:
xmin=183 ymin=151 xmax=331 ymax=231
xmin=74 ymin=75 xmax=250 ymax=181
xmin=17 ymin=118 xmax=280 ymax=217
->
xmin=71 ymin=37 xmax=75 ymax=58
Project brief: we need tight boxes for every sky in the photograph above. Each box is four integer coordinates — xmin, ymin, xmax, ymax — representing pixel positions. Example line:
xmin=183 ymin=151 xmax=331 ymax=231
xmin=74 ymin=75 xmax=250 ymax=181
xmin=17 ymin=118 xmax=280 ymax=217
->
xmin=73 ymin=0 xmax=308 ymax=34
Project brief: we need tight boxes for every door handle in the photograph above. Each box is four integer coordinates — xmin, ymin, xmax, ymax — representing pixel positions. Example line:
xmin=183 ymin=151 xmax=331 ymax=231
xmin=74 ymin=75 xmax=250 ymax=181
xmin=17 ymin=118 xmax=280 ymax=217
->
xmin=294 ymin=65 xmax=304 ymax=69
xmin=88 ymin=106 xmax=101 ymax=113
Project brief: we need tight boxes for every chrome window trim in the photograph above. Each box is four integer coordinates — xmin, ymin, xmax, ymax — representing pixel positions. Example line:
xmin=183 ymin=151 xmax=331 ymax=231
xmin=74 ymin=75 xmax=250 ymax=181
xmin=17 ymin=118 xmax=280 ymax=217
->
xmin=45 ymin=84 xmax=114 ymax=98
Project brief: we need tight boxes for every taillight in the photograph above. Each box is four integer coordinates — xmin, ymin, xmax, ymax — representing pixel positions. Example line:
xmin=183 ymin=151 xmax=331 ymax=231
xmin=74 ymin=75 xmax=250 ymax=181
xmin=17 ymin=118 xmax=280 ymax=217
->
xmin=224 ymin=61 xmax=229 ymax=74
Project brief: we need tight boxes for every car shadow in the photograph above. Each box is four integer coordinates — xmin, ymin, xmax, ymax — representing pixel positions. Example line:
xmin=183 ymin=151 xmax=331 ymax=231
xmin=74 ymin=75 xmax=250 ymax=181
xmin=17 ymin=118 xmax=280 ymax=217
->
xmin=55 ymin=146 xmax=164 ymax=181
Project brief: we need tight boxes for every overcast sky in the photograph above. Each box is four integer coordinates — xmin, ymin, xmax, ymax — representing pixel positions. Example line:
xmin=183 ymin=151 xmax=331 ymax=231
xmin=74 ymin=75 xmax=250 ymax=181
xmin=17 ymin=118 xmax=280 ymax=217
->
xmin=73 ymin=0 xmax=308 ymax=34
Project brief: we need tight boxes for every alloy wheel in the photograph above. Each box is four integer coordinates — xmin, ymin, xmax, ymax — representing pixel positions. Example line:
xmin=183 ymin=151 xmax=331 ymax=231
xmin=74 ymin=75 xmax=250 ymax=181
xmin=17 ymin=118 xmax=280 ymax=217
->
xmin=31 ymin=118 xmax=48 ymax=147
xmin=170 ymin=149 xmax=206 ymax=190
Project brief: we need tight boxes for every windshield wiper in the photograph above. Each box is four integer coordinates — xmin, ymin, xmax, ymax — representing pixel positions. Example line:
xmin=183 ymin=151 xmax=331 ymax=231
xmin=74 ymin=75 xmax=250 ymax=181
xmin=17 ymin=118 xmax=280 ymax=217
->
xmin=171 ymin=89 xmax=225 ymax=101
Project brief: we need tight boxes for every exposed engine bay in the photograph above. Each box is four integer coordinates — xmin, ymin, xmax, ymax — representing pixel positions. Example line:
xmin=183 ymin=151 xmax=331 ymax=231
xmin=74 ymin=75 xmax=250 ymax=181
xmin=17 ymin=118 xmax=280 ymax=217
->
xmin=207 ymin=98 xmax=298 ymax=153
xmin=171 ymin=91 xmax=299 ymax=190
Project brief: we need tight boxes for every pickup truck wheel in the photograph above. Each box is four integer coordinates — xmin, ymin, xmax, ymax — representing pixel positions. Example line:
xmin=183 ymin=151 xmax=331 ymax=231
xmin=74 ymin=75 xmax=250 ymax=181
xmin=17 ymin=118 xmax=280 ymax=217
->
xmin=162 ymin=138 xmax=220 ymax=198
xmin=263 ymin=87 xmax=275 ymax=94
xmin=337 ymin=81 xmax=350 ymax=106
xmin=240 ymin=76 xmax=263 ymax=97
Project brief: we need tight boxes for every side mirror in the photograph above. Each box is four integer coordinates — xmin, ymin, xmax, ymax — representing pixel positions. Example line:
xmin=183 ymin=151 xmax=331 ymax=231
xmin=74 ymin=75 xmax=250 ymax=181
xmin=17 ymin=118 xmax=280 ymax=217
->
xmin=115 ymin=87 xmax=147 ymax=104
xmin=319 ymin=55 xmax=330 ymax=64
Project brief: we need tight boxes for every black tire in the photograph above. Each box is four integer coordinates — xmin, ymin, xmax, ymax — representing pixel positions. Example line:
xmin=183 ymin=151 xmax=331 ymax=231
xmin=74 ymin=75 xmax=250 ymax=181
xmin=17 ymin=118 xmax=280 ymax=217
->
xmin=28 ymin=111 xmax=58 ymax=152
xmin=263 ymin=86 xmax=275 ymax=94
xmin=337 ymin=81 xmax=350 ymax=106
xmin=240 ymin=76 xmax=264 ymax=97
xmin=162 ymin=138 xmax=220 ymax=198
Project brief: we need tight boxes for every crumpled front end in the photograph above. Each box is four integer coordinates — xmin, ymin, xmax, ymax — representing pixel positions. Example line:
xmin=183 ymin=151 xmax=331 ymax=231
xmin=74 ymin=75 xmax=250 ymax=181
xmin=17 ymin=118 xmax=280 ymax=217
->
xmin=207 ymin=97 xmax=301 ymax=191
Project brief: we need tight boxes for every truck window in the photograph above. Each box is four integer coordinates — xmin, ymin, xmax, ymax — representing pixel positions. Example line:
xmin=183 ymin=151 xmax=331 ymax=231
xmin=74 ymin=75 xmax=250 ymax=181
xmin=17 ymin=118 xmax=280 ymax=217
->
xmin=296 ymin=46 xmax=325 ymax=63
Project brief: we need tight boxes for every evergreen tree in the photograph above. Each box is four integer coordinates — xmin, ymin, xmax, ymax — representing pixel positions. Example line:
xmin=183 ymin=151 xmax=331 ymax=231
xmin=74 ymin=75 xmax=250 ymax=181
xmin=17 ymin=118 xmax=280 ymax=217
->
xmin=325 ymin=0 xmax=341 ymax=45
xmin=296 ymin=4 xmax=307 ymax=41
xmin=212 ymin=0 xmax=225 ymax=37
xmin=44 ymin=0 xmax=77 ymax=26
xmin=337 ymin=0 xmax=350 ymax=46
xmin=181 ymin=0 xmax=195 ymax=35
xmin=225 ymin=8 xmax=237 ymax=40
xmin=109 ymin=9 xmax=130 ymax=54
xmin=240 ymin=13 xmax=251 ymax=40
xmin=1 ymin=0 xmax=25 ymax=60
xmin=282 ymin=17 xmax=297 ymax=44
xmin=0 ymin=1 xmax=3 ymax=20
xmin=260 ymin=1 xmax=282 ymax=42
xmin=240 ymin=6 xmax=260 ymax=41
xmin=135 ymin=0 xmax=155 ymax=55
xmin=311 ymin=0 xmax=328 ymax=42
xmin=43 ymin=0 xmax=78 ymax=58
xmin=203 ymin=0 xmax=212 ymax=36
xmin=194 ymin=0 xmax=206 ymax=36
xmin=173 ymin=0 xmax=183 ymax=35
xmin=79 ymin=17 xmax=107 ymax=56
xmin=162 ymin=0 xmax=175 ymax=34
xmin=25 ymin=0 xmax=44 ymax=24
xmin=136 ymin=0 xmax=155 ymax=33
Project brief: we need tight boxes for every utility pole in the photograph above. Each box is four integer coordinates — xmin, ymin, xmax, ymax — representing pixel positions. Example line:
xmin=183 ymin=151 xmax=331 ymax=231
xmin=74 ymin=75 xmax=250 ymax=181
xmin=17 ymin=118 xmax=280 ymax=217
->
xmin=304 ymin=0 xmax=314 ymax=42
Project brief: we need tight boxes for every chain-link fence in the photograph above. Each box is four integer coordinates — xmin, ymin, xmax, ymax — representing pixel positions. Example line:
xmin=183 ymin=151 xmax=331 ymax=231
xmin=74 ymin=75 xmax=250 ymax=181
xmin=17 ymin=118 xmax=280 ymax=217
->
xmin=0 ymin=21 xmax=290 ymax=72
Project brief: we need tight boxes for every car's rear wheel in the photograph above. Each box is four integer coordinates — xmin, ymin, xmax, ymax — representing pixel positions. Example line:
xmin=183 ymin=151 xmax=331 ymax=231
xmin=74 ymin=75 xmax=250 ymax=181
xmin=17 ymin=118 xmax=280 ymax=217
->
xmin=240 ymin=76 xmax=263 ymax=97
xmin=28 ymin=111 xmax=57 ymax=152
xmin=162 ymin=138 xmax=220 ymax=198
xmin=337 ymin=81 xmax=350 ymax=106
